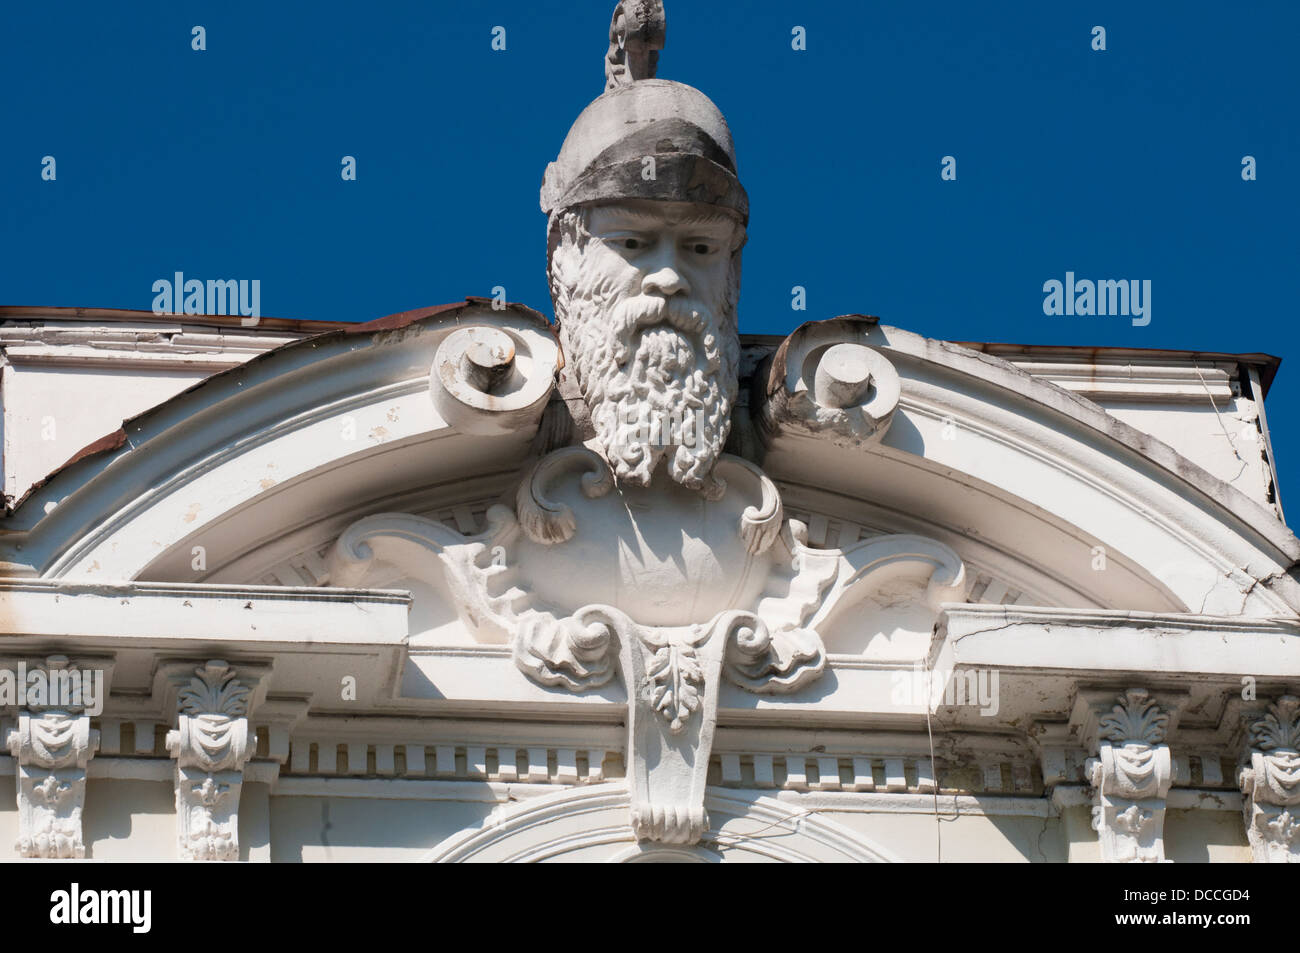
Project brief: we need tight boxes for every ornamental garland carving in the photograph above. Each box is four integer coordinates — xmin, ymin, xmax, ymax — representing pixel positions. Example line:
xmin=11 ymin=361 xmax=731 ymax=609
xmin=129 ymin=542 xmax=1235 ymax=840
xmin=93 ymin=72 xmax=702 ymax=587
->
xmin=7 ymin=707 xmax=99 ymax=858
xmin=1240 ymin=695 xmax=1300 ymax=862
xmin=1086 ymin=689 xmax=1173 ymax=863
xmin=164 ymin=660 xmax=257 ymax=862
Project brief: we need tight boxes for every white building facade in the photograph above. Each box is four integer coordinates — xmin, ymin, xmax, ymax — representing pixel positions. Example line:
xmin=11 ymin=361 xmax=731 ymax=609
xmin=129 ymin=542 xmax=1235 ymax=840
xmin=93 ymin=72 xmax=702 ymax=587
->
xmin=0 ymin=3 xmax=1297 ymax=863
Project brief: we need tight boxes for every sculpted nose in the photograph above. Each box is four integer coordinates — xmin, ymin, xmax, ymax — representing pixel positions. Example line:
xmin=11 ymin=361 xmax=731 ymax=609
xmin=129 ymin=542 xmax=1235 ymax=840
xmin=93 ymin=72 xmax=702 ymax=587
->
xmin=642 ymin=262 xmax=690 ymax=298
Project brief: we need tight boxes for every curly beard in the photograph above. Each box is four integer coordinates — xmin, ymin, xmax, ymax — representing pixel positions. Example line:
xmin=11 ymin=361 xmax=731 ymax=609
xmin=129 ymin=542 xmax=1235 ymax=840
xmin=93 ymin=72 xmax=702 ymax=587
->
xmin=549 ymin=209 xmax=741 ymax=498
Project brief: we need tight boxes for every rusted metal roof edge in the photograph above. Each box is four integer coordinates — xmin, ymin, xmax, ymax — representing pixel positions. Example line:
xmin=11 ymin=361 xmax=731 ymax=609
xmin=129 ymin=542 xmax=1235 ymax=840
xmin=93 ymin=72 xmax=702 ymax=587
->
xmin=4 ymin=299 xmax=550 ymax=516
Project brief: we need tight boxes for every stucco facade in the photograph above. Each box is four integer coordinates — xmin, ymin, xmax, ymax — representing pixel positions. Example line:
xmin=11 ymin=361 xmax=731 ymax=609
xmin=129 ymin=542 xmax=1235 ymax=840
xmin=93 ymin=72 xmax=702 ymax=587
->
xmin=1 ymin=1 xmax=1297 ymax=863
xmin=0 ymin=301 xmax=1294 ymax=862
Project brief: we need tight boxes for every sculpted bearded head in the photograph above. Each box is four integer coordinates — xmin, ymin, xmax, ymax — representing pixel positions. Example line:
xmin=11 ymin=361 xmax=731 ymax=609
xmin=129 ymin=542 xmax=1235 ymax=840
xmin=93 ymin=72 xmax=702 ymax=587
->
xmin=542 ymin=79 xmax=748 ymax=498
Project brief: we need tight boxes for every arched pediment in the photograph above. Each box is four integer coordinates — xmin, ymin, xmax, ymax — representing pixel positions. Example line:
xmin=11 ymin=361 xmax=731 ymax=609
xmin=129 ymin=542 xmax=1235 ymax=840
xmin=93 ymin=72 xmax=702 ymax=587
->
xmin=3 ymin=310 xmax=1295 ymax=622
xmin=0 ymin=301 xmax=561 ymax=586
xmin=755 ymin=320 xmax=1300 ymax=619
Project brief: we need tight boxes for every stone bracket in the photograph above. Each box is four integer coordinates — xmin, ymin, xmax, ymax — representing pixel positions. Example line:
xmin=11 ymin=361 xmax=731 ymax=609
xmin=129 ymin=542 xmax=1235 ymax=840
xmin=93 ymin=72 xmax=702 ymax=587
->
xmin=1239 ymin=695 xmax=1300 ymax=862
xmin=4 ymin=654 xmax=108 ymax=859
xmin=7 ymin=708 xmax=99 ymax=858
xmin=163 ymin=659 xmax=269 ymax=861
xmin=1079 ymin=688 xmax=1178 ymax=863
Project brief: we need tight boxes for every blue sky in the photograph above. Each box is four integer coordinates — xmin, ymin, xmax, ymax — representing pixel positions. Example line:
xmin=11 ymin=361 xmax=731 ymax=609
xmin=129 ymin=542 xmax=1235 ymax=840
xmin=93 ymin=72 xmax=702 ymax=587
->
xmin=2 ymin=1 xmax=1297 ymax=504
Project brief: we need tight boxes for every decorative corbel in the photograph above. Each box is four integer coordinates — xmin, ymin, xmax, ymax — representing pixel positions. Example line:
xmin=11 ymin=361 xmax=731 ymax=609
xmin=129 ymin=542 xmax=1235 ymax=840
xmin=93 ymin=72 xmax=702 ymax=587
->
xmin=5 ymin=657 xmax=101 ymax=858
xmin=1083 ymin=688 xmax=1174 ymax=863
xmin=1239 ymin=695 xmax=1300 ymax=862
xmin=164 ymin=660 xmax=266 ymax=861
xmin=607 ymin=606 xmax=822 ymax=844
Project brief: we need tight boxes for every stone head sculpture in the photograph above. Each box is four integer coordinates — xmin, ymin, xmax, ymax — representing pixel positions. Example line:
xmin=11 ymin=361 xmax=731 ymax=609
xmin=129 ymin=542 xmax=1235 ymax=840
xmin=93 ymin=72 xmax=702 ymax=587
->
xmin=541 ymin=2 xmax=747 ymax=499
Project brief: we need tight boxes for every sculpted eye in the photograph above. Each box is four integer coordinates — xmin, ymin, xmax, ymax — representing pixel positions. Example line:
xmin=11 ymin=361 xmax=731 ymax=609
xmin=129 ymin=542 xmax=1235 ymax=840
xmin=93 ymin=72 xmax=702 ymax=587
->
xmin=687 ymin=240 xmax=716 ymax=255
xmin=621 ymin=237 xmax=645 ymax=250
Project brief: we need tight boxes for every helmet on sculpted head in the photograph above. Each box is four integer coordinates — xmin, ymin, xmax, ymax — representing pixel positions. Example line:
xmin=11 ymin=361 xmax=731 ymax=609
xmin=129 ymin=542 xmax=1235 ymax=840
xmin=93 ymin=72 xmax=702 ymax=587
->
xmin=542 ymin=1 xmax=747 ymax=497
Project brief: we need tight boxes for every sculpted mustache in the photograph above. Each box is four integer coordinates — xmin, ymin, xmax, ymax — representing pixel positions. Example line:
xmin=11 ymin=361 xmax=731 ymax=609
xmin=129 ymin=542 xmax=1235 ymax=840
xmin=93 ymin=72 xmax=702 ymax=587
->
xmin=612 ymin=296 xmax=712 ymax=366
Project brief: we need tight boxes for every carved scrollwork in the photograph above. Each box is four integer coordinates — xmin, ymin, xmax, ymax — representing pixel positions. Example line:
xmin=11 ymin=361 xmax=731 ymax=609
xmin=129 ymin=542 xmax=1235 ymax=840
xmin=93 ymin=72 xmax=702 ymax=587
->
xmin=617 ymin=613 xmax=722 ymax=845
xmin=516 ymin=446 xmax=615 ymax=545
xmin=713 ymin=457 xmax=783 ymax=556
xmin=759 ymin=318 xmax=901 ymax=447
xmin=330 ymin=506 xmax=529 ymax=645
xmin=514 ymin=605 xmax=620 ymax=692
xmin=325 ymin=435 xmax=968 ymax=849
xmin=9 ymin=709 xmax=94 ymax=766
xmin=719 ymin=611 xmax=826 ymax=694
xmin=509 ymin=600 xmax=831 ymax=845
xmin=428 ymin=315 xmax=561 ymax=436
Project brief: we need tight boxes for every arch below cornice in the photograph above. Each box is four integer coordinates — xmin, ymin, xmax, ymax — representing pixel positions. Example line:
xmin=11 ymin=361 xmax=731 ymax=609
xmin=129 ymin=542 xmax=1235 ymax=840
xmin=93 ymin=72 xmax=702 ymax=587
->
xmin=422 ymin=783 xmax=902 ymax=863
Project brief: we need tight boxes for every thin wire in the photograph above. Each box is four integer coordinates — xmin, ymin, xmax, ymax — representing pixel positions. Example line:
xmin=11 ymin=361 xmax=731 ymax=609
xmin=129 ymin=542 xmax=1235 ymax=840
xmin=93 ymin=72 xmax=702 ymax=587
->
xmin=715 ymin=809 xmax=815 ymax=842
xmin=1194 ymin=363 xmax=1243 ymax=462
xmin=925 ymin=658 xmax=941 ymax=863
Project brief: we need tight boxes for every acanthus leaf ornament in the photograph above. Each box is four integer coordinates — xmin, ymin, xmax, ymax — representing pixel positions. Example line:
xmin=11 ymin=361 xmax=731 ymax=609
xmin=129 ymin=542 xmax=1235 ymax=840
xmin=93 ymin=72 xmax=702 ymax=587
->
xmin=1240 ymin=695 xmax=1300 ymax=862
xmin=1085 ymin=688 xmax=1174 ymax=863
xmin=645 ymin=640 xmax=704 ymax=734
xmin=164 ymin=660 xmax=260 ymax=862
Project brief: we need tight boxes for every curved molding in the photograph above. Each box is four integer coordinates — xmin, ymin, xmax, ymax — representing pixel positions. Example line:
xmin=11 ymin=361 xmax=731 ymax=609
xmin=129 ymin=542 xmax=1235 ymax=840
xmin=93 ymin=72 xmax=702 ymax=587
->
xmin=759 ymin=318 xmax=1300 ymax=617
xmin=516 ymin=446 xmax=614 ymax=545
xmin=807 ymin=533 xmax=968 ymax=631
xmin=887 ymin=320 xmax=1295 ymax=558
xmin=1 ymin=302 xmax=556 ymax=581
xmin=9 ymin=305 xmax=1295 ymax=624
xmin=422 ymin=782 xmax=901 ymax=863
